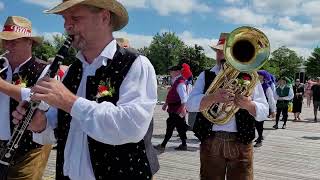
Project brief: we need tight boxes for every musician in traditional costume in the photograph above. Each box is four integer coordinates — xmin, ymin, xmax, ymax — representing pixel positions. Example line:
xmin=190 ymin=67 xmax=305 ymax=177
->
xmin=0 ymin=16 xmax=51 ymax=180
xmin=186 ymin=32 xmax=269 ymax=179
xmin=13 ymin=0 xmax=159 ymax=179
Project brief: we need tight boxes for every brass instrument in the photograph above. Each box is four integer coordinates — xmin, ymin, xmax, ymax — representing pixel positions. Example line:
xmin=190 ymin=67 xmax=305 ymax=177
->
xmin=201 ymin=26 xmax=270 ymax=124
xmin=0 ymin=50 xmax=9 ymax=74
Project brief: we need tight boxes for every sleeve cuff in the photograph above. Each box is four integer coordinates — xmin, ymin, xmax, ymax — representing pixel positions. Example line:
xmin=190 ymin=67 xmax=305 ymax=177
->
xmin=70 ymin=97 xmax=92 ymax=121
xmin=20 ymin=88 xmax=31 ymax=101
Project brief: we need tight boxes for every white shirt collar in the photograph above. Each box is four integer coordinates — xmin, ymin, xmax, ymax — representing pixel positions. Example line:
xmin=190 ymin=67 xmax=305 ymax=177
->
xmin=75 ymin=39 xmax=117 ymax=66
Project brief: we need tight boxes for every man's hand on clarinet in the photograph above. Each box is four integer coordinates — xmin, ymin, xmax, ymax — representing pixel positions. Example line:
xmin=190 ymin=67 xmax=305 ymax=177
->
xmin=31 ymin=76 xmax=78 ymax=113
xmin=12 ymin=101 xmax=47 ymax=133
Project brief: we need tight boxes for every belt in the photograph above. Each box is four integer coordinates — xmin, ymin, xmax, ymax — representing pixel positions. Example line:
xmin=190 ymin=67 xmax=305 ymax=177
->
xmin=212 ymin=131 xmax=237 ymax=140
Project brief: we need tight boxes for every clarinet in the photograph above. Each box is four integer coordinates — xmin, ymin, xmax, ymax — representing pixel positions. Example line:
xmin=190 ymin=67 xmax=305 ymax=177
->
xmin=0 ymin=36 xmax=73 ymax=180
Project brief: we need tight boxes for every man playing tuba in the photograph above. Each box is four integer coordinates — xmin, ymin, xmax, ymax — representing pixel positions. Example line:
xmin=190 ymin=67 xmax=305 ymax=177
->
xmin=186 ymin=32 xmax=269 ymax=180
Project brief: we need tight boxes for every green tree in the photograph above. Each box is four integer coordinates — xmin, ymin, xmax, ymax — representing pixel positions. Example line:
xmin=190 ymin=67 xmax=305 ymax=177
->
xmin=262 ymin=46 xmax=302 ymax=79
xmin=32 ymin=39 xmax=56 ymax=61
xmin=305 ymin=47 xmax=320 ymax=79
xmin=145 ymin=32 xmax=185 ymax=74
xmin=178 ymin=44 xmax=214 ymax=76
xmin=51 ymin=34 xmax=77 ymax=65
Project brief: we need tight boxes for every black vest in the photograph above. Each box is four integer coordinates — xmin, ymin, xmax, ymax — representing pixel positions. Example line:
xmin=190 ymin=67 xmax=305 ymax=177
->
xmin=55 ymin=46 xmax=153 ymax=180
xmin=193 ymin=70 xmax=256 ymax=145
xmin=9 ymin=57 xmax=47 ymax=161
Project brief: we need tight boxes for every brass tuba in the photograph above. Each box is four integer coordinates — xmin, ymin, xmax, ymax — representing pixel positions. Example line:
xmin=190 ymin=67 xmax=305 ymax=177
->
xmin=0 ymin=50 xmax=9 ymax=74
xmin=201 ymin=26 xmax=270 ymax=124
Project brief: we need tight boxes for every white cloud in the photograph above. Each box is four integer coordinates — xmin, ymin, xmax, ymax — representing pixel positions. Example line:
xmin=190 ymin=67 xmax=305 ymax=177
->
xmin=42 ymin=32 xmax=63 ymax=42
xmin=219 ymin=7 xmax=270 ymax=26
xmin=149 ymin=0 xmax=212 ymax=16
xmin=0 ymin=1 xmax=4 ymax=11
xmin=252 ymin=0 xmax=304 ymax=16
xmin=23 ymin=0 xmax=60 ymax=8
xmin=113 ymin=31 xmax=153 ymax=49
xmin=278 ymin=17 xmax=312 ymax=30
xmin=118 ymin=0 xmax=147 ymax=8
xmin=224 ymin=0 xmax=242 ymax=3
xmin=178 ymin=30 xmax=217 ymax=58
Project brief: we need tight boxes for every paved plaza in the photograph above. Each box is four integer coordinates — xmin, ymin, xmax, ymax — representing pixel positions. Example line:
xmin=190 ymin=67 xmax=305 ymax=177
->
xmin=43 ymin=104 xmax=320 ymax=180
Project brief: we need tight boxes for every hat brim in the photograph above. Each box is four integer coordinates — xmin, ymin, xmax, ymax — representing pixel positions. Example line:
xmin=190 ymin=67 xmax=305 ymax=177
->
xmin=44 ymin=0 xmax=128 ymax=31
xmin=210 ymin=44 xmax=224 ymax=51
xmin=0 ymin=32 xmax=43 ymax=48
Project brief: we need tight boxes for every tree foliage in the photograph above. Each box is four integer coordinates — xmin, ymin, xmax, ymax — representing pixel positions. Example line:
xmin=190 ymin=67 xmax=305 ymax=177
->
xmin=139 ymin=32 xmax=214 ymax=75
xmin=262 ymin=46 xmax=303 ymax=79
xmin=305 ymin=47 xmax=320 ymax=79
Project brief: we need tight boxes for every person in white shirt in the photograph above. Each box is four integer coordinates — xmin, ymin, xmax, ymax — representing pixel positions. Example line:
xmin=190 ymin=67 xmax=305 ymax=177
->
xmin=12 ymin=1 xmax=159 ymax=179
xmin=154 ymin=65 xmax=189 ymax=152
xmin=0 ymin=16 xmax=52 ymax=180
xmin=186 ymin=32 xmax=269 ymax=179
xmin=254 ymin=70 xmax=277 ymax=147
xmin=273 ymin=77 xmax=294 ymax=129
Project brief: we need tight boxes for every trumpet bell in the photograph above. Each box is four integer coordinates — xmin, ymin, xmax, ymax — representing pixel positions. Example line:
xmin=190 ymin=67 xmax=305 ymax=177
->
xmin=224 ymin=26 xmax=270 ymax=72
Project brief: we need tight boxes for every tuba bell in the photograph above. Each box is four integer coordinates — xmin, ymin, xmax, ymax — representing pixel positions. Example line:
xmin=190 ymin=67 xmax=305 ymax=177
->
xmin=0 ymin=50 xmax=9 ymax=74
xmin=201 ymin=26 xmax=270 ymax=125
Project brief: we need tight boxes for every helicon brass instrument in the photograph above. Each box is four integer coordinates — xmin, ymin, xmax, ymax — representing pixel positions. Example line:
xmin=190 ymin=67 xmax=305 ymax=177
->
xmin=201 ymin=26 xmax=270 ymax=125
xmin=0 ymin=50 xmax=9 ymax=74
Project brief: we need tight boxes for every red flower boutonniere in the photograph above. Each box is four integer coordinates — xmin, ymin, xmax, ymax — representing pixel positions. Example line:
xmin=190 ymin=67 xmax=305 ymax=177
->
xmin=96 ymin=79 xmax=115 ymax=99
xmin=13 ymin=75 xmax=27 ymax=88
xmin=238 ymin=73 xmax=251 ymax=86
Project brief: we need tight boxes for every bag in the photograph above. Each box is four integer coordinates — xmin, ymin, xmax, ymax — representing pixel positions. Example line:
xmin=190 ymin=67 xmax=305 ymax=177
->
xmin=288 ymin=102 xmax=293 ymax=112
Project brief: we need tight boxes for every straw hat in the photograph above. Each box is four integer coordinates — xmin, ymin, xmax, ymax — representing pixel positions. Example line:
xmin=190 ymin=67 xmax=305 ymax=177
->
xmin=44 ymin=0 xmax=128 ymax=31
xmin=210 ymin=32 xmax=229 ymax=51
xmin=0 ymin=16 xmax=43 ymax=47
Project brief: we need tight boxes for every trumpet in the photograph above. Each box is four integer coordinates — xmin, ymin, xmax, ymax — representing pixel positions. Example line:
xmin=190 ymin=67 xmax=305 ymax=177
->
xmin=0 ymin=50 xmax=9 ymax=74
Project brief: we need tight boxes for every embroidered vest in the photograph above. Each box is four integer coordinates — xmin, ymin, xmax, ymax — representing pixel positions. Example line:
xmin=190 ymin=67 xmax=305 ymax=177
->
xmin=0 ymin=58 xmax=7 ymax=80
xmin=192 ymin=70 xmax=256 ymax=145
xmin=166 ymin=76 xmax=185 ymax=113
xmin=55 ymin=46 xmax=154 ymax=180
xmin=9 ymin=57 xmax=47 ymax=162
xmin=276 ymin=86 xmax=290 ymax=108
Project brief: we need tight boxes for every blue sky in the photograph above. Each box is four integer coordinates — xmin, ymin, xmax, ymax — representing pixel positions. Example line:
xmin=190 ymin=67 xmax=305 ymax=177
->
xmin=1 ymin=0 xmax=319 ymax=59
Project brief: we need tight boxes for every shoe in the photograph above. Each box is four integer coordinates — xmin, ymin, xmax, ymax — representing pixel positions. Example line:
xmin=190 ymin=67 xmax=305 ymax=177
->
xmin=273 ymin=124 xmax=278 ymax=129
xmin=154 ymin=144 xmax=165 ymax=153
xmin=314 ymin=118 xmax=318 ymax=122
xmin=254 ymin=137 xmax=263 ymax=142
xmin=282 ymin=125 xmax=286 ymax=129
xmin=174 ymin=144 xmax=187 ymax=151
xmin=254 ymin=142 xmax=262 ymax=147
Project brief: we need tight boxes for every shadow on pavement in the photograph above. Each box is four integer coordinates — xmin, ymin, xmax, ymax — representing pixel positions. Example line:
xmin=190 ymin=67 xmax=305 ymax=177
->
xmin=301 ymin=136 xmax=320 ymax=140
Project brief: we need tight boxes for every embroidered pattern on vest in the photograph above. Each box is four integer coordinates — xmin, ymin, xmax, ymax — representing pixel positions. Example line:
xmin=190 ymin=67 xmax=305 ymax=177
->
xmin=9 ymin=57 xmax=46 ymax=163
xmin=56 ymin=46 xmax=152 ymax=179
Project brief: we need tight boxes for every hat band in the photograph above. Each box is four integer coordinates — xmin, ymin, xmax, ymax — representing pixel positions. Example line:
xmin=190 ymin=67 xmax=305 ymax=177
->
xmin=3 ymin=25 xmax=32 ymax=36
xmin=217 ymin=38 xmax=226 ymax=45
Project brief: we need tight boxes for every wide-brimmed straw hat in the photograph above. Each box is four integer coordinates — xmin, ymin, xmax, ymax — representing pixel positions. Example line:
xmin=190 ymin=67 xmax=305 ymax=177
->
xmin=0 ymin=16 xmax=43 ymax=47
xmin=210 ymin=32 xmax=229 ymax=51
xmin=44 ymin=0 xmax=128 ymax=31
